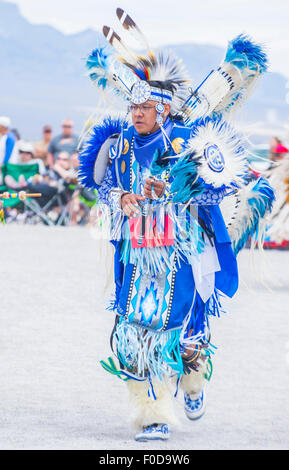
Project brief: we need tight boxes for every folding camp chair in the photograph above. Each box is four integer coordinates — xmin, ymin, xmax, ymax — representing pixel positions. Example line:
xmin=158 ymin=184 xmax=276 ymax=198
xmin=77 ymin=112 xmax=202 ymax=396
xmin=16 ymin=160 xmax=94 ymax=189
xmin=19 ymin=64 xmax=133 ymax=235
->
xmin=1 ymin=162 xmax=40 ymax=223
xmin=1 ymin=163 xmax=71 ymax=225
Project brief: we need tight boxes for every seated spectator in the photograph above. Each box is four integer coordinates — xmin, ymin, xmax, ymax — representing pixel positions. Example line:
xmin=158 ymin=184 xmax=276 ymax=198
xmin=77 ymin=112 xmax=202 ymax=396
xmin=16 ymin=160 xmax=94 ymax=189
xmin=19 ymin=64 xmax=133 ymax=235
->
xmin=34 ymin=125 xmax=53 ymax=166
xmin=52 ymin=151 xmax=77 ymax=184
xmin=47 ymin=119 xmax=78 ymax=168
xmin=0 ymin=117 xmax=19 ymax=173
xmin=4 ymin=141 xmax=46 ymax=189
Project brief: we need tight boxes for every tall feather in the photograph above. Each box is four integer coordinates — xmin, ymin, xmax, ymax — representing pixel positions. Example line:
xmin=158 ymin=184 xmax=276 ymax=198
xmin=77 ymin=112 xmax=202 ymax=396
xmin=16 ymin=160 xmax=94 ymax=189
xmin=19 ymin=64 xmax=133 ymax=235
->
xmin=116 ymin=8 xmax=150 ymax=52
xmin=224 ymin=34 xmax=268 ymax=74
xmin=214 ymin=34 xmax=268 ymax=115
xmin=183 ymin=34 xmax=268 ymax=124
xmin=102 ymin=25 xmax=139 ymax=64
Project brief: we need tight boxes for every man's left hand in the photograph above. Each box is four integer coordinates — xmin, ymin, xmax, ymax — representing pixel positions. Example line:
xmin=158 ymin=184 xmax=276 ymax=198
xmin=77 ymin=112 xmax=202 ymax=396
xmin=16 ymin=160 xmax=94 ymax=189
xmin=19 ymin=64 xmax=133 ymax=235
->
xmin=144 ymin=178 xmax=165 ymax=199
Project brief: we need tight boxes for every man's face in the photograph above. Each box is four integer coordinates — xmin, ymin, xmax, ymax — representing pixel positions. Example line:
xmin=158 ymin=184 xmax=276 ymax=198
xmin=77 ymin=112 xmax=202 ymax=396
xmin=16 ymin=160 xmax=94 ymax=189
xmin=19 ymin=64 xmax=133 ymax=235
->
xmin=20 ymin=152 xmax=33 ymax=163
xmin=0 ymin=125 xmax=8 ymax=135
xmin=43 ymin=127 xmax=52 ymax=141
xmin=131 ymin=100 xmax=158 ymax=135
xmin=56 ymin=153 xmax=70 ymax=169
xmin=62 ymin=123 xmax=73 ymax=137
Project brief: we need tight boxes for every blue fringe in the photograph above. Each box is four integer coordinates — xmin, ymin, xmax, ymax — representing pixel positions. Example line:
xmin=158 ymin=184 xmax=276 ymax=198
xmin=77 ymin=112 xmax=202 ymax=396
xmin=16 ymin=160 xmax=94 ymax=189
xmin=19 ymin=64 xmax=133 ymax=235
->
xmin=225 ymin=34 xmax=268 ymax=73
xmin=113 ymin=317 xmax=184 ymax=379
xmin=234 ymin=176 xmax=275 ymax=255
xmin=78 ymin=117 xmax=123 ymax=190
xmin=206 ymin=290 xmax=226 ymax=318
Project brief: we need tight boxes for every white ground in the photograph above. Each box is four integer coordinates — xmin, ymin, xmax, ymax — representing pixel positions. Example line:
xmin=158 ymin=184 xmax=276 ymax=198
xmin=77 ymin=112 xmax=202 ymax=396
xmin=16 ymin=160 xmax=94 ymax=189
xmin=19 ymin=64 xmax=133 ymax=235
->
xmin=0 ymin=225 xmax=289 ymax=450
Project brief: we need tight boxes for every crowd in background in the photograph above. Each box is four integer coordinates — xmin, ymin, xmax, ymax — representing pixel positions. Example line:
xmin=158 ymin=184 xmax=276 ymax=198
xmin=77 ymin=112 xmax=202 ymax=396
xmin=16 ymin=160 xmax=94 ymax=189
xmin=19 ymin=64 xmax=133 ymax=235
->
xmin=0 ymin=116 xmax=97 ymax=225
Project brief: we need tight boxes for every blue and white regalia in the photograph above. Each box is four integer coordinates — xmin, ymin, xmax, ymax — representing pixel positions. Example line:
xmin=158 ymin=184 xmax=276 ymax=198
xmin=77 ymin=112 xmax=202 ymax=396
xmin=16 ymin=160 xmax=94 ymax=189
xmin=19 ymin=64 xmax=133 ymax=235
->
xmin=78 ymin=8 xmax=274 ymax=439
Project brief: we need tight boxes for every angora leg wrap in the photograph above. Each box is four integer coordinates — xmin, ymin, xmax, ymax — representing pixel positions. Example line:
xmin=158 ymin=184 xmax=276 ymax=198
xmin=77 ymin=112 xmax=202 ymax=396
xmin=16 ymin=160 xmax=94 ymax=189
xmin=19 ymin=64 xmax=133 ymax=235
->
xmin=181 ymin=360 xmax=207 ymax=395
xmin=127 ymin=379 xmax=178 ymax=431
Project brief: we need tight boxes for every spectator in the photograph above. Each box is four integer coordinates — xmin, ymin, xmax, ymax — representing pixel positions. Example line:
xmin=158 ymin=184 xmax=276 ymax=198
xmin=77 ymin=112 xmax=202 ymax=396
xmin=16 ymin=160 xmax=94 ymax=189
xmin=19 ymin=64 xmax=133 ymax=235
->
xmin=47 ymin=119 xmax=78 ymax=168
xmin=270 ymin=136 xmax=289 ymax=161
xmin=4 ymin=141 xmax=46 ymax=189
xmin=11 ymin=129 xmax=21 ymax=141
xmin=52 ymin=151 xmax=77 ymax=183
xmin=34 ymin=125 xmax=53 ymax=166
xmin=18 ymin=141 xmax=46 ymax=173
xmin=0 ymin=116 xmax=19 ymax=166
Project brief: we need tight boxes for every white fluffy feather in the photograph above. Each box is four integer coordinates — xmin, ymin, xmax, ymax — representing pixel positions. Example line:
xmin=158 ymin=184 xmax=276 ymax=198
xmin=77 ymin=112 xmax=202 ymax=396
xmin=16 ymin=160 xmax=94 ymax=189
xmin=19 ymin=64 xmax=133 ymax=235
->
xmin=185 ymin=119 xmax=247 ymax=188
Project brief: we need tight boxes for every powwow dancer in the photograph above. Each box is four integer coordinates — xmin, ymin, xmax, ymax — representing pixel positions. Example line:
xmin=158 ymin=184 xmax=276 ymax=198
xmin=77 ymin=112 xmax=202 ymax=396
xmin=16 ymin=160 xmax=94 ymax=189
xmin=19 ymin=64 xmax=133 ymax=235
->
xmin=263 ymin=155 xmax=289 ymax=249
xmin=79 ymin=8 xmax=274 ymax=441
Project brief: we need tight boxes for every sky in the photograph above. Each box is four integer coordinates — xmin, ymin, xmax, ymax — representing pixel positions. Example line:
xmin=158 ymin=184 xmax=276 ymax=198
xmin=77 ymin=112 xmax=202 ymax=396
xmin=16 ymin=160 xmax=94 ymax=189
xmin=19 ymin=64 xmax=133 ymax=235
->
xmin=3 ymin=0 xmax=289 ymax=79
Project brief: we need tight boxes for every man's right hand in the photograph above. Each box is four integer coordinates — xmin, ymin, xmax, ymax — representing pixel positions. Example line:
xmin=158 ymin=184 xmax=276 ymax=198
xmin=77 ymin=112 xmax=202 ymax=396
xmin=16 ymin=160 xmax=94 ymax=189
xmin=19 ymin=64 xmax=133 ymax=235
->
xmin=121 ymin=193 xmax=145 ymax=217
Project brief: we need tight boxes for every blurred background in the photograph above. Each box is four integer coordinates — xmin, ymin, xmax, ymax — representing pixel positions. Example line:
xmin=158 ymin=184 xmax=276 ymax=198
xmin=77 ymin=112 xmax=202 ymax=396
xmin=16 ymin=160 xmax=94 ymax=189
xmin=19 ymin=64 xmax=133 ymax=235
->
xmin=1 ymin=0 xmax=289 ymax=225
xmin=1 ymin=0 xmax=289 ymax=142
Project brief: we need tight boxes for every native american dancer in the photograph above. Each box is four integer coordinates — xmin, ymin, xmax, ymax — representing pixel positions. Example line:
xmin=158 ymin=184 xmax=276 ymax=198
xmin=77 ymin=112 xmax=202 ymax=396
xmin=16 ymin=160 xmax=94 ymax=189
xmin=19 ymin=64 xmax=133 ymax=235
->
xmin=263 ymin=155 xmax=289 ymax=249
xmin=78 ymin=8 xmax=274 ymax=441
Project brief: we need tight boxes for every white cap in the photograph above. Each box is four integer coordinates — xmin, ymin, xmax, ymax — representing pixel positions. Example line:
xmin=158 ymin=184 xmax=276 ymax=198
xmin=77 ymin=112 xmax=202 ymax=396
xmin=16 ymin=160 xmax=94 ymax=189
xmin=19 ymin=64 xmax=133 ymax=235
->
xmin=18 ymin=141 xmax=34 ymax=154
xmin=0 ymin=116 xmax=11 ymax=128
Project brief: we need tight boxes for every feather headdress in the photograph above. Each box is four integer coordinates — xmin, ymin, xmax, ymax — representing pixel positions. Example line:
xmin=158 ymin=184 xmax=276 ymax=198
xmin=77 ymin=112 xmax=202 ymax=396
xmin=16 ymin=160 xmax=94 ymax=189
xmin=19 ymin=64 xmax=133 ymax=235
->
xmin=85 ymin=9 xmax=268 ymax=122
xmin=86 ymin=8 xmax=191 ymax=114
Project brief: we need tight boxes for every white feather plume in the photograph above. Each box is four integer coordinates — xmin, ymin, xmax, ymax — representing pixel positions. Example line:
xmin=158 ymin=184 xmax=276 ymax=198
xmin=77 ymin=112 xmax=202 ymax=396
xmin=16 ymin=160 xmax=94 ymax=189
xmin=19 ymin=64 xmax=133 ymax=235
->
xmin=184 ymin=118 xmax=248 ymax=188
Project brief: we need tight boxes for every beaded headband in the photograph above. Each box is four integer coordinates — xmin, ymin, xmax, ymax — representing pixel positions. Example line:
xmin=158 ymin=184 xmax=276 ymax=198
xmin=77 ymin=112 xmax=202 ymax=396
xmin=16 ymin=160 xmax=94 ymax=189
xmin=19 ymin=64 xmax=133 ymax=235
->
xmin=131 ymin=81 xmax=173 ymax=105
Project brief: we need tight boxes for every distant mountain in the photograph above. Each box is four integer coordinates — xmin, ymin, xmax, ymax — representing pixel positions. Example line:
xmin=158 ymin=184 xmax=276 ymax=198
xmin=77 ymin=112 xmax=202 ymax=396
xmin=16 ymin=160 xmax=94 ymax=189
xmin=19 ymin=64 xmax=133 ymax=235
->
xmin=1 ymin=1 xmax=288 ymax=143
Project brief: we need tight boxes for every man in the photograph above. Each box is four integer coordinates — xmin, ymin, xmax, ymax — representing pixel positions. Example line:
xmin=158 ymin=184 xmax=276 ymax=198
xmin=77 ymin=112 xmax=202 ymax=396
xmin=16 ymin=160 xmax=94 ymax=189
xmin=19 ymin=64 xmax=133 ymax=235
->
xmin=79 ymin=10 xmax=273 ymax=442
xmin=34 ymin=125 xmax=53 ymax=166
xmin=47 ymin=119 xmax=78 ymax=168
xmin=0 ymin=116 xmax=18 ymax=166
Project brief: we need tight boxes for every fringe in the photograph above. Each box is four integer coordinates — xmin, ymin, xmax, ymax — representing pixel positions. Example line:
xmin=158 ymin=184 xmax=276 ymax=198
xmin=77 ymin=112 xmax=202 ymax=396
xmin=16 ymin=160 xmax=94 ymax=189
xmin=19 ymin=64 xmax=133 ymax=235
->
xmin=113 ymin=317 xmax=184 ymax=380
xmin=119 ymin=204 xmax=204 ymax=276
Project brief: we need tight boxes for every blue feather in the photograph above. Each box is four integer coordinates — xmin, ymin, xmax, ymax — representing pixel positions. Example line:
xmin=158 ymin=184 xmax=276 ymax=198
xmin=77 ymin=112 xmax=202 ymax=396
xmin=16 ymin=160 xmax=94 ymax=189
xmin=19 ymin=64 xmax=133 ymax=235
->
xmin=86 ymin=47 xmax=111 ymax=89
xmin=170 ymin=152 xmax=204 ymax=203
xmin=234 ymin=177 xmax=275 ymax=255
xmin=150 ymin=148 xmax=171 ymax=176
xmin=225 ymin=34 xmax=268 ymax=74
xmin=78 ymin=117 xmax=123 ymax=190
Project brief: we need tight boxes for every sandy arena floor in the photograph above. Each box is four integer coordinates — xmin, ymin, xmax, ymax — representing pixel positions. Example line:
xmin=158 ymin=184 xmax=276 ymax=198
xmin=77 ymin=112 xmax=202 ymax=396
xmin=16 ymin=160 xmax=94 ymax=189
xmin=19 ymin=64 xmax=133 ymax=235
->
xmin=0 ymin=225 xmax=289 ymax=450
